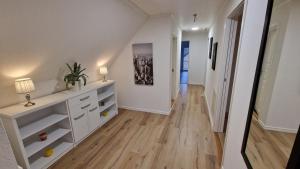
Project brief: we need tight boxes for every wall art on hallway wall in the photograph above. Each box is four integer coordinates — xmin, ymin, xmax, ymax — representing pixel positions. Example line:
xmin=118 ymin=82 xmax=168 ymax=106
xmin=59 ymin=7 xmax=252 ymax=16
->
xmin=209 ymin=37 xmax=213 ymax=59
xmin=212 ymin=42 xmax=218 ymax=70
xmin=132 ymin=43 xmax=154 ymax=85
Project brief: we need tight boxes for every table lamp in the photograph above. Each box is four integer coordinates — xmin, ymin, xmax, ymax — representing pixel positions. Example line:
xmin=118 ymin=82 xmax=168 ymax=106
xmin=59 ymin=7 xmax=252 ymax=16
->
xmin=99 ymin=66 xmax=108 ymax=82
xmin=15 ymin=78 xmax=36 ymax=107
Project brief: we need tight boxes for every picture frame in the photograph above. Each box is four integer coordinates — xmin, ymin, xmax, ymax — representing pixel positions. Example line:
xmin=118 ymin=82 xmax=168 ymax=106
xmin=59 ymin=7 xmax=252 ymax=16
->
xmin=132 ymin=43 xmax=154 ymax=86
xmin=209 ymin=37 xmax=213 ymax=59
xmin=212 ymin=42 xmax=218 ymax=70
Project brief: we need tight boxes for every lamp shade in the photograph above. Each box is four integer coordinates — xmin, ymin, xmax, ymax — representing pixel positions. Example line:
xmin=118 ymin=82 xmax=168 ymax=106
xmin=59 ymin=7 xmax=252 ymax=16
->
xmin=15 ymin=78 xmax=35 ymax=94
xmin=99 ymin=66 xmax=108 ymax=75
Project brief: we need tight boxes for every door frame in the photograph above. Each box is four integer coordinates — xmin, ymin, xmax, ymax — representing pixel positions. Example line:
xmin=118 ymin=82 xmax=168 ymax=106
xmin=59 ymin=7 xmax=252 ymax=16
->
xmin=171 ymin=36 xmax=178 ymax=100
xmin=214 ymin=2 xmax=245 ymax=132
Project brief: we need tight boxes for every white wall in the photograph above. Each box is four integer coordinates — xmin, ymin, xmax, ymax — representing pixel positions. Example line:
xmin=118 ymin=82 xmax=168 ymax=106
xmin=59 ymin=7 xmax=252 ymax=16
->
xmin=0 ymin=119 xmax=18 ymax=169
xmin=182 ymin=31 xmax=208 ymax=85
xmin=264 ymin=0 xmax=300 ymax=132
xmin=0 ymin=0 xmax=147 ymax=108
xmin=110 ymin=15 xmax=174 ymax=114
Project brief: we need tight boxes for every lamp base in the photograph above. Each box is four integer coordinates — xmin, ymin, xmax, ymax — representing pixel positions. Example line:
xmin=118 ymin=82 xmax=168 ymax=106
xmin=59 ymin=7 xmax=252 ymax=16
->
xmin=102 ymin=75 xmax=107 ymax=82
xmin=24 ymin=93 xmax=35 ymax=107
xmin=24 ymin=101 xmax=35 ymax=107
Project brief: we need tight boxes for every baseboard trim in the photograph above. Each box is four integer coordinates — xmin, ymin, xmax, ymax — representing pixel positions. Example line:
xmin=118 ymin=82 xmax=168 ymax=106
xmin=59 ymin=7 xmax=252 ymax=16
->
xmin=258 ymin=119 xmax=298 ymax=133
xmin=119 ymin=105 xmax=171 ymax=115
xmin=204 ymin=93 xmax=214 ymax=128
xmin=188 ymin=82 xmax=204 ymax=86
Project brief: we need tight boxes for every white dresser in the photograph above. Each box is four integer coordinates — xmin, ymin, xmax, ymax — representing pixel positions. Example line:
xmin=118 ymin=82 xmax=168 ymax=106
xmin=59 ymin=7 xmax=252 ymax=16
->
xmin=0 ymin=80 xmax=118 ymax=169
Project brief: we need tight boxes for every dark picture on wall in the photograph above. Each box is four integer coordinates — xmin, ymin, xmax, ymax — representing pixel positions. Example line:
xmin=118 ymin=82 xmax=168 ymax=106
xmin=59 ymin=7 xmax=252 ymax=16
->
xmin=132 ymin=43 xmax=154 ymax=85
xmin=212 ymin=42 xmax=218 ymax=70
xmin=209 ymin=37 xmax=213 ymax=59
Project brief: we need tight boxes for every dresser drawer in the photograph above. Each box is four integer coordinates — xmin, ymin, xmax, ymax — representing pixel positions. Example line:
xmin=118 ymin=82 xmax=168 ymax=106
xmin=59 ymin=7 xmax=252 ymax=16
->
xmin=68 ymin=90 xmax=98 ymax=116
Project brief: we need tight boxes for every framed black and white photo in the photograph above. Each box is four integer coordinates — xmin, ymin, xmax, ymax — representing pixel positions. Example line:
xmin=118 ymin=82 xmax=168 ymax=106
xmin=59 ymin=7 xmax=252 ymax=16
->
xmin=212 ymin=42 xmax=218 ymax=70
xmin=209 ymin=37 xmax=213 ymax=59
xmin=132 ymin=43 xmax=154 ymax=85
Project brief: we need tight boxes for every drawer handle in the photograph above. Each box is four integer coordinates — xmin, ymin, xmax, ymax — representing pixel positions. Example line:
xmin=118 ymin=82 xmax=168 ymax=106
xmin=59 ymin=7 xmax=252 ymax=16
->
xmin=80 ymin=96 xmax=90 ymax=101
xmin=74 ymin=113 xmax=85 ymax=120
xmin=89 ymin=107 xmax=98 ymax=112
xmin=81 ymin=104 xmax=91 ymax=109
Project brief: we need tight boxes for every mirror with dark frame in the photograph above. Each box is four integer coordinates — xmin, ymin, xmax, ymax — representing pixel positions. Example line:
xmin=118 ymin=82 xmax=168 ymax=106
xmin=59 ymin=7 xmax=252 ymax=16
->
xmin=241 ymin=0 xmax=300 ymax=168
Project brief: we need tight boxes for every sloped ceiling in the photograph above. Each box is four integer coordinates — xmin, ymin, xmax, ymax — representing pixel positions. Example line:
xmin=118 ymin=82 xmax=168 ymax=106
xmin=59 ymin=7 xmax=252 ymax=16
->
xmin=0 ymin=0 xmax=147 ymax=107
xmin=130 ymin=0 xmax=224 ymax=30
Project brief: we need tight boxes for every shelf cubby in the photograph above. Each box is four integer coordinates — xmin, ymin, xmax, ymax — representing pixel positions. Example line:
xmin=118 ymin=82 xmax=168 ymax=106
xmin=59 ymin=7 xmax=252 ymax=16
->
xmin=19 ymin=114 xmax=68 ymax=140
xmin=25 ymin=128 xmax=71 ymax=157
xmin=29 ymin=138 xmax=73 ymax=169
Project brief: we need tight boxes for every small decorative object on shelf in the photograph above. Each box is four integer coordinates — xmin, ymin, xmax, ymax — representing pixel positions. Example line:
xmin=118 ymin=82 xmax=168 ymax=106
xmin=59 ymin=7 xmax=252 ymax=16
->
xmin=99 ymin=66 xmax=108 ymax=82
xmin=100 ymin=101 xmax=105 ymax=106
xmin=64 ymin=62 xmax=88 ymax=91
xmin=15 ymin=78 xmax=36 ymax=107
xmin=38 ymin=132 xmax=47 ymax=141
xmin=44 ymin=148 xmax=54 ymax=157
xmin=102 ymin=111 xmax=109 ymax=117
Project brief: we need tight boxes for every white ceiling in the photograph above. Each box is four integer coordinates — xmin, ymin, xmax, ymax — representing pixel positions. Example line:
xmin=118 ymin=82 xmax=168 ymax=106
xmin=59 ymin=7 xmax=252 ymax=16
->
xmin=130 ymin=0 xmax=225 ymax=31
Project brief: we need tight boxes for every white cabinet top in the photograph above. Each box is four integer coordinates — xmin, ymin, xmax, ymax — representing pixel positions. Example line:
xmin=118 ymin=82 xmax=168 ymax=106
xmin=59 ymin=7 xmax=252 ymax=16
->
xmin=0 ymin=80 xmax=114 ymax=119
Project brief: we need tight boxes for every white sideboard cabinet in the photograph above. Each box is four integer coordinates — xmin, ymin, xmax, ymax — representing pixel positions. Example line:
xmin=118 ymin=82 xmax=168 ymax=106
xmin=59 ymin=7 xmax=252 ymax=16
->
xmin=0 ymin=80 xmax=118 ymax=169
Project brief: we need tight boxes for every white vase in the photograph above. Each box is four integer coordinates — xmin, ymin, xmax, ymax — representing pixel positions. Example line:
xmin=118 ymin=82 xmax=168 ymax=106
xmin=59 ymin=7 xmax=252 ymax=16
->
xmin=71 ymin=81 xmax=81 ymax=92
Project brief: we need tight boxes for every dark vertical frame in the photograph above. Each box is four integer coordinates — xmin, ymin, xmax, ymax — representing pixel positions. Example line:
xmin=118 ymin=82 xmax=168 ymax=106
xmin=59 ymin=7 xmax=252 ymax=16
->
xmin=286 ymin=126 xmax=300 ymax=168
xmin=209 ymin=37 xmax=213 ymax=59
xmin=212 ymin=42 xmax=218 ymax=70
xmin=241 ymin=0 xmax=300 ymax=168
xmin=241 ymin=0 xmax=274 ymax=168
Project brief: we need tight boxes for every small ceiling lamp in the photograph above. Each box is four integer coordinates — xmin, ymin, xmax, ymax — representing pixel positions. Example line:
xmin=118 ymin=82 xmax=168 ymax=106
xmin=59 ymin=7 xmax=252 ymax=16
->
xmin=193 ymin=13 xmax=197 ymax=22
xmin=192 ymin=13 xmax=199 ymax=31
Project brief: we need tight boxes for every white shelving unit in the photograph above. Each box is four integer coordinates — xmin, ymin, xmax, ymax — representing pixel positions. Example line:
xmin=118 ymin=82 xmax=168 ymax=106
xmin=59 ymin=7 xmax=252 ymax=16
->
xmin=0 ymin=80 xmax=118 ymax=169
xmin=0 ymin=101 xmax=74 ymax=169
xmin=97 ymin=83 xmax=118 ymax=126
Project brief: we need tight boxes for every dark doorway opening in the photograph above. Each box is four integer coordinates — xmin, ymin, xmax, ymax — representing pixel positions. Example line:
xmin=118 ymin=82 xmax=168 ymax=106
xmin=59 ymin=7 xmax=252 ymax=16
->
xmin=180 ymin=41 xmax=189 ymax=84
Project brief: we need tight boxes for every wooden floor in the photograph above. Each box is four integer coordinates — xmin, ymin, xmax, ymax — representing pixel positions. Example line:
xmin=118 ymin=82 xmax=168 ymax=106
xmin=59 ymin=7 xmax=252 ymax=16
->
xmin=246 ymin=114 xmax=296 ymax=169
xmin=50 ymin=84 xmax=223 ymax=169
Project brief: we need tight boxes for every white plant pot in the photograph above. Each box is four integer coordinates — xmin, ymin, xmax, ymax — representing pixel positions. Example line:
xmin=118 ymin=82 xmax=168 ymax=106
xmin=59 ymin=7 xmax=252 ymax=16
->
xmin=70 ymin=81 xmax=82 ymax=92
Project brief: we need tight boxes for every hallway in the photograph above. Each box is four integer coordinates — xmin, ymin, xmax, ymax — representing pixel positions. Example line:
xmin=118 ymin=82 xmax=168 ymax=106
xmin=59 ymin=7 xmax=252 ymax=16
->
xmin=180 ymin=71 xmax=189 ymax=84
xmin=50 ymin=84 xmax=223 ymax=169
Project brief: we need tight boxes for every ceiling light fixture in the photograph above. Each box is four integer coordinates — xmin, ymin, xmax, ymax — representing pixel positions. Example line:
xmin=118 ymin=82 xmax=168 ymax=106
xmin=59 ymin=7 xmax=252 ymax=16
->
xmin=193 ymin=13 xmax=197 ymax=22
xmin=192 ymin=14 xmax=199 ymax=31
xmin=192 ymin=27 xmax=200 ymax=31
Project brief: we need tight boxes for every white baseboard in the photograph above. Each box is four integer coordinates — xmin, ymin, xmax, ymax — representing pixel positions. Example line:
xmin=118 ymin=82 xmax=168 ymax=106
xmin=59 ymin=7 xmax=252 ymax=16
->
xmin=258 ymin=119 xmax=298 ymax=133
xmin=119 ymin=105 xmax=171 ymax=115
xmin=188 ymin=82 xmax=204 ymax=86
xmin=204 ymin=93 xmax=214 ymax=128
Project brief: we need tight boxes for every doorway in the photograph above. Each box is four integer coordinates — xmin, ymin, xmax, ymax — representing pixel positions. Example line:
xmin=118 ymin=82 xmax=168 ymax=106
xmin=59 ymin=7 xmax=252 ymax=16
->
xmin=180 ymin=41 xmax=190 ymax=84
xmin=216 ymin=2 xmax=244 ymax=134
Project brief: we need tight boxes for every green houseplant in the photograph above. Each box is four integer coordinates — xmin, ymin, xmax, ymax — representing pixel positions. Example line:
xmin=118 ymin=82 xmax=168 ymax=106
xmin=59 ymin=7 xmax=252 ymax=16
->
xmin=64 ymin=62 xmax=88 ymax=91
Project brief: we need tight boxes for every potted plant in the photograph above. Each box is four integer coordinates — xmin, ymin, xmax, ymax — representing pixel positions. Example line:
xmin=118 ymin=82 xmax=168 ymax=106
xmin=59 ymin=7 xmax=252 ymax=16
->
xmin=64 ymin=62 xmax=88 ymax=91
